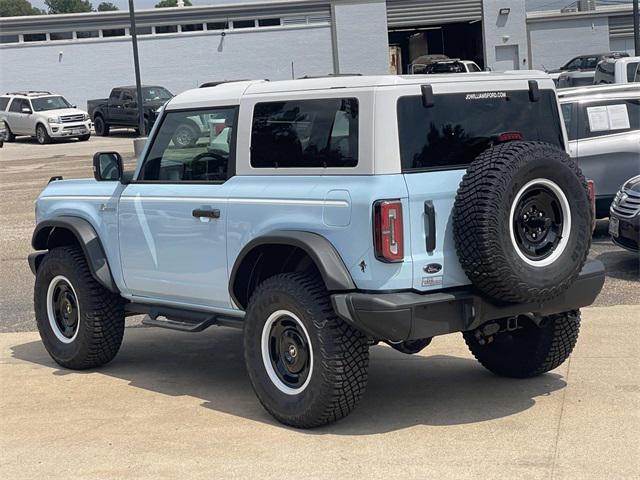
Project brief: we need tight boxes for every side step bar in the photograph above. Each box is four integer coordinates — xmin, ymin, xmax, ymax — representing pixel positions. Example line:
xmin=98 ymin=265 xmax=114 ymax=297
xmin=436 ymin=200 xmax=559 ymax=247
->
xmin=126 ymin=303 xmax=244 ymax=333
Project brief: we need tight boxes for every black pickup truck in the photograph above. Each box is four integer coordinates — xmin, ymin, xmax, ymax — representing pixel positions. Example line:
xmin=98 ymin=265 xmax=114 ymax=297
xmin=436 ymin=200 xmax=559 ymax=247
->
xmin=87 ymin=85 xmax=173 ymax=136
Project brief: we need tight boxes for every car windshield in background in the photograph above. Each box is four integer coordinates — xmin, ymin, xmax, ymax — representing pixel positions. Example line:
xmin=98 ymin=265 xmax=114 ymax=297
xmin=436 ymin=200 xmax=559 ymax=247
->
xmin=31 ymin=96 xmax=72 ymax=111
xmin=143 ymin=87 xmax=173 ymax=102
xmin=426 ymin=62 xmax=465 ymax=74
xmin=397 ymin=90 xmax=564 ymax=171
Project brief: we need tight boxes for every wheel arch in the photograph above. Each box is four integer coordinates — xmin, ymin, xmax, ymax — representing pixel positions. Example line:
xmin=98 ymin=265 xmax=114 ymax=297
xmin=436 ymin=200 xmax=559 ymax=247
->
xmin=31 ymin=216 xmax=118 ymax=293
xmin=229 ymin=231 xmax=356 ymax=310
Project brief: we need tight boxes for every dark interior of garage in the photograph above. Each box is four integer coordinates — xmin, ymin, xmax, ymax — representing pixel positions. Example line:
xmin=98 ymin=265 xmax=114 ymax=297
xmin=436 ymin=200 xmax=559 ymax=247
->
xmin=388 ymin=21 xmax=484 ymax=74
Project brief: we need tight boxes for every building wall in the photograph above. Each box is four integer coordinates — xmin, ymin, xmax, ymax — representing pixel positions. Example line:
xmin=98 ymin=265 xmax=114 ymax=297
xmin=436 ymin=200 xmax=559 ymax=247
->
xmin=528 ymin=16 xmax=610 ymax=70
xmin=0 ymin=26 xmax=334 ymax=109
xmin=610 ymin=36 xmax=636 ymax=55
xmin=482 ymin=0 xmax=528 ymax=71
xmin=330 ymin=0 xmax=389 ymax=75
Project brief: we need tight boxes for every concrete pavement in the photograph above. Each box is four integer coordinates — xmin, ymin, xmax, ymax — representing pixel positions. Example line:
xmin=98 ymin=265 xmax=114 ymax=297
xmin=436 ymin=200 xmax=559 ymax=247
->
xmin=1 ymin=305 xmax=638 ymax=479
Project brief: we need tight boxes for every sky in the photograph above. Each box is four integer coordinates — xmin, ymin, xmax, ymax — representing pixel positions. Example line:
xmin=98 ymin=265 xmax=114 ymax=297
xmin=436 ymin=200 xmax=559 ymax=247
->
xmin=28 ymin=0 xmax=633 ymax=13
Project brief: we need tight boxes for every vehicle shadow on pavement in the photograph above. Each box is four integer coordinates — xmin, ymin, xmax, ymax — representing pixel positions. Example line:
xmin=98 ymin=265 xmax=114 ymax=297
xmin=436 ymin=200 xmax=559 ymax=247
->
xmin=11 ymin=327 xmax=566 ymax=435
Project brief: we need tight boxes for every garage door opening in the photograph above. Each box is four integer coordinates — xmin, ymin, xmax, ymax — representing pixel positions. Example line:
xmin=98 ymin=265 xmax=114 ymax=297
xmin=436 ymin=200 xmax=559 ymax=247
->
xmin=388 ymin=21 xmax=484 ymax=74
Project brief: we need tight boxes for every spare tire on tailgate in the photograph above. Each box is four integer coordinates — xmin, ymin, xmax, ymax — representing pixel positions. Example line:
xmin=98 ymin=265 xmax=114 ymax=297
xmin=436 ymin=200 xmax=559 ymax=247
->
xmin=453 ymin=141 xmax=591 ymax=303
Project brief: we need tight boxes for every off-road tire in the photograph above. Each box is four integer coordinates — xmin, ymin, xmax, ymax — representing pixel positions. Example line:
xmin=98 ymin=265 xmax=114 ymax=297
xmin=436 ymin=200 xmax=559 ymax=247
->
xmin=243 ymin=272 xmax=369 ymax=428
xmin=94 ymin=115 xmax=110 ymax=136
xmin=463 ymin=311 xmax=580 ymax=378
xmin=35 ymin=124 xmax=51 ymax=144
xmin=453 ymin=141 xmax=591 ymax=303
xmin=34 ymin=246 xmax=125 ymax=369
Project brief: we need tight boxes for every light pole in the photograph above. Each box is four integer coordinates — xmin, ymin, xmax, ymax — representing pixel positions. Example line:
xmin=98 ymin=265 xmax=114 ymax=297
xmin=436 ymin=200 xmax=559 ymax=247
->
xmin=128 ymin=0 xmax=145 ymax=137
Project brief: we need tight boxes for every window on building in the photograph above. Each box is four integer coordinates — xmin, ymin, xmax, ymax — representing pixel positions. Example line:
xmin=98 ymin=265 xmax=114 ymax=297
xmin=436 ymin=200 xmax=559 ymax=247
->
xmin=102 ymin=28 xmax=126 ymax=38
xmin=49 ymin=32 xmax=73 ymax=41
xmin=258 ymin=18 xmax=281 ymax=27
xmin=232 ymin=20 xmax=255 ymax=29
xmin=155 ymin=25 xmax=178 ymax=34
xmin=136 ymin=26 xmax=153 ymax=35
xmin=181 ymin=23 xmax=204 ymax=32
xmin=397 ymin=90 xmax=564 ymax=171
xmin=206 ymin=22 xmax=227 ymax=30
xmin=76 ymin=30 xmax=99 ymax=39
xmin=251 ymin=98 xmax=359 ymax=168
xmin=140 ymin=108 xmax=237 ymax=182
xmin=0 ymin=35 xmax=19 ymax=44
xmin=23 ymin=33 xmax=47 ymax=42
xmin=0 ymin=97 xmax=10 ymax=111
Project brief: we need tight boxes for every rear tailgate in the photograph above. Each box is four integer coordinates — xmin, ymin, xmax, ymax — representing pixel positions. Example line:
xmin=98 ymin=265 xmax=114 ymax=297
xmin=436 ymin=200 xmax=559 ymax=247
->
xmin=398 ymin=84 xmax=566 ymax=292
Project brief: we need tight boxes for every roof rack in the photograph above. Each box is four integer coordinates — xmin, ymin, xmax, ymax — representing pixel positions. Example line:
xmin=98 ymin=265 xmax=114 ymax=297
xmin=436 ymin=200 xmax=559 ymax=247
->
xmin=5 ymin=91 xmax=52 ymax=97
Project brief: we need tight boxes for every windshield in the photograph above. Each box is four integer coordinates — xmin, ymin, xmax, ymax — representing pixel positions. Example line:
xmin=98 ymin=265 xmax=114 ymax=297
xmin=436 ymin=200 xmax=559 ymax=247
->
xmin=426 ymin=62 xmax=465 ymax=74
xmin=397 ymin=90 xmax=565 ymax=171
xmin=143 ymin=87 xmax=173 ymax=102
xmin=31 ymin=96 xmax=72 ymax=111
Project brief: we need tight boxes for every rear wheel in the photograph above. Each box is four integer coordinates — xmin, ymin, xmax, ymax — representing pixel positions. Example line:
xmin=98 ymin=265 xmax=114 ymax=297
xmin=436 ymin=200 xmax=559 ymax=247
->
xmin=35 ymin=124 xmax=51 ymax=144
xmin=243 ymin=272 xmax=369 ymax=428
xmin=34 ymin=246 xmax=125 ymax=369
xmin=463 ymin=311 xmax=580 ymax=378
xmin=94 ymin=116 xmax=110 ymax=136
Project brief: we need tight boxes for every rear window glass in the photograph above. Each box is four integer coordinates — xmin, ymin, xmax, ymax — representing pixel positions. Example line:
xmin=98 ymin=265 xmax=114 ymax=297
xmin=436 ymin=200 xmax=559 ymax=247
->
xmin=397 ymin=90 xmax=564 ymax=171
xmin=577 ymin=99 xmax=640 ymax=139
xmin=251 ymin=98 xmax=358 ymax=168
xmin=0 ymin=97 xmax=9 ymax=111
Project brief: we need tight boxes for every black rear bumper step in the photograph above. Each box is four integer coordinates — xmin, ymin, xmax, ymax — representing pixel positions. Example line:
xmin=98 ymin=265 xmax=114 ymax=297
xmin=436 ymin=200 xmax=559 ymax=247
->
xmin=331 ymin=260 xmax=605 ymax=342
xmin=126 ymin=303 xmax=244 ymax=332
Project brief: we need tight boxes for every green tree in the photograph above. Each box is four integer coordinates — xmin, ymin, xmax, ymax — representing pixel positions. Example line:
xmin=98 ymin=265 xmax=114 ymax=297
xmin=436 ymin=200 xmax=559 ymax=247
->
xmin=97 ymin=2 xmax=118 ymax=11
xmin=0 ymin=0 xmax=43 ymax=16
xmin=155 ymin=0 xmax=192 ymax=8
xmin=45 ymin=0 xmax=93 ymax=14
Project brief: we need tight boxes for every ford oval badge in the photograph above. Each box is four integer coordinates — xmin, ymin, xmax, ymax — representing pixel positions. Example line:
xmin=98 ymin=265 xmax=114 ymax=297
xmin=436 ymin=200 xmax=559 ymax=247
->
xmin=424 ymin=263 xmax=442 ymax=274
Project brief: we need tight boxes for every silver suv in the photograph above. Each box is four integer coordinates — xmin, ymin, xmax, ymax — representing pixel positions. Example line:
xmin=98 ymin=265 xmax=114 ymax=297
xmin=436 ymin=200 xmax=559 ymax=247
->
xmin=558 ymin=84 xmax=640 ymax=218
xmin=0 ymin=91 xmax=91 ymax=144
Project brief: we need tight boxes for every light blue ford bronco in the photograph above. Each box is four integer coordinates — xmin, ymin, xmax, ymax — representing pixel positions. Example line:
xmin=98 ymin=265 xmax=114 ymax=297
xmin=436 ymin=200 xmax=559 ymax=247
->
xmin=30 ymin=74 xmax=605 ymax=428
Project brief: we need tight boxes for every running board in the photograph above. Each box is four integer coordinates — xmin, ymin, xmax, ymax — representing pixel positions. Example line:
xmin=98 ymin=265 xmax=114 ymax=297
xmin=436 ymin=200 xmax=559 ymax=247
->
xmin=126 ymin=303 xmax=244 ymax=332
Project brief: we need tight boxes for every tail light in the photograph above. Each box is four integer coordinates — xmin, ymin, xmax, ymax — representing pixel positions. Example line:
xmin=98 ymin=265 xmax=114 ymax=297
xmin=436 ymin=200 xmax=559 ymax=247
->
xmin=373 ymin=200 xmax=404 ymax=262
xmin=495 ymin=131 xmax=523 ymax=143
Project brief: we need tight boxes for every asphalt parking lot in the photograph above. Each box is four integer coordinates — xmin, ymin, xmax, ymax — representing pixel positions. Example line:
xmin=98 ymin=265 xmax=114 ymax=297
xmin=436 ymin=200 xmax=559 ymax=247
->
xmin=1 ymin=135 xmax=638 ymax=479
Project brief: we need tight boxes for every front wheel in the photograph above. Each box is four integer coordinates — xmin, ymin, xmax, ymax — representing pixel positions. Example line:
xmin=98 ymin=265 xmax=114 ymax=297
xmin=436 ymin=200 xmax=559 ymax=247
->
xmin=34 ymin=246 xmax=125 ymax=369
xmin=35 ymin=124 xmax=51 ymax=144
xmin=243 ymin=272 xmax=369 ymax=428
xmin=463 ymin=311 xmax=580 ymax=378
xmin=94 ymin=116 xmax=110 ymax=136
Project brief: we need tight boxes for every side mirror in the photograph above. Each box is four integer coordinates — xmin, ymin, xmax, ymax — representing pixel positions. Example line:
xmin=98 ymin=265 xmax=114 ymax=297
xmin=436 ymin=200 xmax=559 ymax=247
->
xmin=21 ymin=107 xmax=32 ymax=114
xmin=93 ymin=151 xmax=123 ymax=182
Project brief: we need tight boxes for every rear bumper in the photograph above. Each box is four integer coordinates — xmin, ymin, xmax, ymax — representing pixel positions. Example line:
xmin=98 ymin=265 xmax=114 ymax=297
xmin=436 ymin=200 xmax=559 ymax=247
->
xmin=331 ymin=260 xmax=605 ymax=341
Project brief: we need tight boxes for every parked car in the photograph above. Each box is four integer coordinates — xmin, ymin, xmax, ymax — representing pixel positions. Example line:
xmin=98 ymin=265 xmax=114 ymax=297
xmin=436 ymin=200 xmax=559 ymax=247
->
xmin=408 ymin=54 xmax=450 ymax=74
xmin=547 ymin=52 xmax=628 ymax=76
xmin=87 ymin=85 xmax=173 ymax=137
xmin=609 ymin=175 xmax=640 ymax=252
xmin=29 ymin=73 xmax=604 ymax=428
xmin=594 ymin=56 xmax=640 ymax=85
xmin=558 ymin=84 xmax=640 ymax=218
xmin=0 ymin=91 xmax=91 ymax=144
xmin=423 ymin=59 xmax=482 ymax=74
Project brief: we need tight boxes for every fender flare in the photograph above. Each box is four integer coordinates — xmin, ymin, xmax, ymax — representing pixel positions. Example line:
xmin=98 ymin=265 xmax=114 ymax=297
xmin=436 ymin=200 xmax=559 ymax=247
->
xmin=229 ymin=230 xmax=356 ymax=309
xmin=31 ymin=216 xmax=118 ymax=293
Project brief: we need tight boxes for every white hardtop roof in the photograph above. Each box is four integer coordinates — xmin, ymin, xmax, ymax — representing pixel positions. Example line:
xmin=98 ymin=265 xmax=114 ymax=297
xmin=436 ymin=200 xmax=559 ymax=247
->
xmin=166 ymin=71 xmax=553 ymax=110
xmin=557 ymin=83 xmax=640 ymax=100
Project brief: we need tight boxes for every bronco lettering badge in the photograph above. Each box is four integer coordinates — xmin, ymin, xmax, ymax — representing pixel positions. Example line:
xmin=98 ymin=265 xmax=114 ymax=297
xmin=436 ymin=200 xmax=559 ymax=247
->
xmin=423 ymin=263 xmax=442 ymax=274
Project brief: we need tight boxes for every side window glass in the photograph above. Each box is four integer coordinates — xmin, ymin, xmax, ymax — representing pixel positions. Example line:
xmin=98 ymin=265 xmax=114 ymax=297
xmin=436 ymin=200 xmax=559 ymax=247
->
xmin=561 ymin=103 xmax=576 ymax=141
xmin=140 ymin=107 xmax=237 ymax=182
xmin=627 ymin=63 xmax=639 ymax=83
xmin=565 ymin=58 xmax=581 ymax=70
xmin=0 ymin=97 xmax=9 ymax=111
xmin=110 ymin=90 xmax=121 ymax=101
xmin=578 ymin=99 xmax=639 ymax=139
xmin=9 ymin=99 xmax=25 ymax=113
xmin=250 ymin=98 xmax=359 ymax=168
xmin=583 ymin=57 xmax=598 ymax=69
xmin=122 ymin=92 xmax=134 ymax=103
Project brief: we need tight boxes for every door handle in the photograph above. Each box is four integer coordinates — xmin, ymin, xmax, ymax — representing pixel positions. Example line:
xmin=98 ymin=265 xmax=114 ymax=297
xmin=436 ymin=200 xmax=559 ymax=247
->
xmin=192 ymin=208 xmax=220 ymax=219
xmin=424 ymin=200 xmax=436 ymax=253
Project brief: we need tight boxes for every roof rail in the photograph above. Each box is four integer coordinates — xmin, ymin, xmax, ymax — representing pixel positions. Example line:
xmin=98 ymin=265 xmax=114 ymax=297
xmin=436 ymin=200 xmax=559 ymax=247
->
xmin=297 ymin=73 xmax=362 ymax=79
xmin=199 ymin=79 xmax=267 ymax=88
xmin=5 ymin=91 xmax=52 ymax=96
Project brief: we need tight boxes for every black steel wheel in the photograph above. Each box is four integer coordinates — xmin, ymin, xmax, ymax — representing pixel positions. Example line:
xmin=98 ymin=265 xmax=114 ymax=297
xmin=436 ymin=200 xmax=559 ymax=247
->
xmin=94 ymin=116 xmax=110 ymax=136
